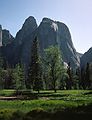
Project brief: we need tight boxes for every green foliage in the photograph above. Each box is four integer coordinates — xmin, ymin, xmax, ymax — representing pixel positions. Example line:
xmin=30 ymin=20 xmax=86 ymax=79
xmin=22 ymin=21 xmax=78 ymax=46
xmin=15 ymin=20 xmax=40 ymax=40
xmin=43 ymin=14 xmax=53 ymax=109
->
xmin=0 ymin=51 xmax=4 ymax=68
xmin=44 ymin=45 xmax=65 ymax=92
xmin=28 ymin=37 xmax=43 ymax=92
xmin=0 ymin=68 xmax=4 ymax=89
xmin=59 ymin=72 xmax=68 ymax=90
xmin=80 ymin=63 xmax=92 ymax=89
xmin=66 ymin=62 xmax=73 ymax=89
xmin=13 ymin=64 xmax=26 ymax=90
xmin=0 ymin=53 xmax=4 ymax=89
xmin=85 ymin=63 xmax=90 ymax=88
xmin=0 ymin=69 xmax=13 ymax=89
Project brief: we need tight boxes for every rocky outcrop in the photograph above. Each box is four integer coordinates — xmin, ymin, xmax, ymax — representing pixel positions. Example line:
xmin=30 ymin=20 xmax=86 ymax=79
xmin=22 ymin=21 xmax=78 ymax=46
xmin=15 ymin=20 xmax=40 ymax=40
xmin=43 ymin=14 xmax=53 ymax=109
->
xmin=0 ymin=16 xmax=38 ymax=67
xmin=0 ymin=28 xmax=14 ymax=66
xmin=81 ymin=47 xmax=92 ymax=68
xmin=15 ymin=16 xmax=37 ymax=45
xmin=14 ymin=16 xmax=38 ymax=67
xmin=37 ymin=18 xmax=80 ymax=68
xmin=77 ymin=52 xmax=83 ymax=58
xmin=0 ymin=16 xmax=81 ymax=69
xmin=2 ymin=29 xmax=14 ymax=46
xmin=80 ymin=48 xmax=92 ymax=84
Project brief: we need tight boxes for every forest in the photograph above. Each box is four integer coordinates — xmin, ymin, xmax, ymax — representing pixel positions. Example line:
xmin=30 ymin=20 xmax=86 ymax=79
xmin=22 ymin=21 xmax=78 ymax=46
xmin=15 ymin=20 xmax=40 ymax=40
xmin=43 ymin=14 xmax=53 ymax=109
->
xmin=0 ymin=37 xmax=92 ymax=120
xmin=0 ymin=37 xmax=92 ymax=92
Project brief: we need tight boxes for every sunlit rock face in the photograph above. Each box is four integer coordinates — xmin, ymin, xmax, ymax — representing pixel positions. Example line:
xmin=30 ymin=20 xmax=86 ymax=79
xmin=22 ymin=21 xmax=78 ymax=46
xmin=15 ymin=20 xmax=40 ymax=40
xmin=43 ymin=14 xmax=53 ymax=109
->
xmin=37 ymin=17 xmax=80 ymax=68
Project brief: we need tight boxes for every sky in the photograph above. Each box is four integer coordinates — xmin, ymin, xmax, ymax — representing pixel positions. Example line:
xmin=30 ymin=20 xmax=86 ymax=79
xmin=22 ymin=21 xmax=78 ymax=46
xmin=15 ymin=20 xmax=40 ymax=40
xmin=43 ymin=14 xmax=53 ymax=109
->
xmin=0 ymin=0 xmax=92 ymax=53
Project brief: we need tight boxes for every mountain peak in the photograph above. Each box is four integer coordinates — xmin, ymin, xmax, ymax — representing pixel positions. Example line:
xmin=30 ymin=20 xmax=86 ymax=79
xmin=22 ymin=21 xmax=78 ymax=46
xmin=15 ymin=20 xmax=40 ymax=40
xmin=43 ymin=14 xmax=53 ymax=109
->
xmin=42 ymin=17 xmax=54 ymax=23
xmin=89 ymin=47 xmax=92 ymax=51
xmin=2 ymin=29 xmax=14 ymax=46
xmin=23 ymin=16 xmax=37 ymax=28
xmin=24 ymin=16 xmax=36 ymax=23
xmin=15 ymin=16 xmax=37 ymax=44
xmin=1 ymin=16 xmax=81 ymax=68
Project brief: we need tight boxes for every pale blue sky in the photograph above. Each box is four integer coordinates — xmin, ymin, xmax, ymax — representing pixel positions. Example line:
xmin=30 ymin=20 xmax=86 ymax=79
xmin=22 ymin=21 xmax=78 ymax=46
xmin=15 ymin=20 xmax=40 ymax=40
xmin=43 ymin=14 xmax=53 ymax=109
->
xmin=0 ymin=0 xmax=92 ymax=53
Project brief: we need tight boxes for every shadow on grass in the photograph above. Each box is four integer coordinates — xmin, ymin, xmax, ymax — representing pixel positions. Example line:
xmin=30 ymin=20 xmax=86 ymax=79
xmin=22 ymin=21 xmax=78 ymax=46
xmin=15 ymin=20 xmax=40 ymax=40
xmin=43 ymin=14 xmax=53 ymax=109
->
xmin=1 ymin=104 xmax=91 ymax=120
xmin=25 ymin=104 xmax=92 ymax=120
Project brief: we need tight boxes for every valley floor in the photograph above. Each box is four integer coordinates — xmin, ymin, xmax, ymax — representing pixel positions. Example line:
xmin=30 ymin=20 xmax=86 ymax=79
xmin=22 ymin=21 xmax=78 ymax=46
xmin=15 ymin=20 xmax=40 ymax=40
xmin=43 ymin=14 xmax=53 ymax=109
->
xmin=0 ymin=90 xmax=92 ymax=120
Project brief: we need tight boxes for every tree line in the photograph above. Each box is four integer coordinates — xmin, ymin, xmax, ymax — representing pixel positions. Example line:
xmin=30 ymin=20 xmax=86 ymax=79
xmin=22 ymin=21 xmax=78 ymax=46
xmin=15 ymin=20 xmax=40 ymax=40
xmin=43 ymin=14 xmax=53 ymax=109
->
xmin=0 ymin=37 xmax=92 ymax=92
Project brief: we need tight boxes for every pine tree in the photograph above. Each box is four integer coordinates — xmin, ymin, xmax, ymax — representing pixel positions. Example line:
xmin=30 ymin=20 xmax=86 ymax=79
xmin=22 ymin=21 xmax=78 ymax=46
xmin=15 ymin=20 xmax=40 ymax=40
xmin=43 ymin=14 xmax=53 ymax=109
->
xmin=0 ymin=52 xmax=4 ymax=89
xmin=27 ymin=37 xmax=43 ymax=93
xmin=85 ymin=62 xmax=90 ymax=89
xmin=75 ymin=67 xmax=81 ymax=89
xmin=80 ymin=68 xmax=86 ymax=89
xmin=66 ymin=62 xmax=73 ymax=90
xmin=4 ymin=68 xmax=14 ymax=89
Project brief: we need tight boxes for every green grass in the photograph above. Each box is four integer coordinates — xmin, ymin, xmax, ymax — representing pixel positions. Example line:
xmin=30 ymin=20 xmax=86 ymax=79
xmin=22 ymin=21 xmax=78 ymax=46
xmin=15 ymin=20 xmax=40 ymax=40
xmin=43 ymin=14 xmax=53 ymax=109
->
xmin=0 ymin=90 xmax=92 ymax=112
xmin=0 ymin=89 xmax=15 ymax=96
xmin=0 ymin=99 xmax=85 ymax=112
xmin=0 ymin=90 xmax=92 ymax=120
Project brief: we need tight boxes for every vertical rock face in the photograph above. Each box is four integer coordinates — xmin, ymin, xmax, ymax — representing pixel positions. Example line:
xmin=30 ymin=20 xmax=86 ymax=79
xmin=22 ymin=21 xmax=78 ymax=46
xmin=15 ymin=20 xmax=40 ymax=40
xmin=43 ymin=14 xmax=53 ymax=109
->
xmin=0 ymin=16 xmax=81 ymax=69
xmin=89 ymin=63 xmax=92 ymax=83
xmin=0 ymin=16 xmax=38 ymax=67
xmin=56 ymin=21 xmax=80 ymax=68
xmin=81 ymin=48 xmax=92 ymax=84
xmin=2 ymin=29 xmax=14 ymax=46
xmin=0 ymin=25 xmax=2 ymax=46
xmin=37 ymin=18 xmax=58 ymax=50
xmin=37 ymin=18 xmax=80 ymax=68
xmin=0 ymin=29 xmax=14 ymax=66
xmin=81 ymin=47 xmax=92 ymax=68
xmin=14 ymin=16 xmax=38 ymax=66
xmin=15 ymin=16 xmax=37 ymax=45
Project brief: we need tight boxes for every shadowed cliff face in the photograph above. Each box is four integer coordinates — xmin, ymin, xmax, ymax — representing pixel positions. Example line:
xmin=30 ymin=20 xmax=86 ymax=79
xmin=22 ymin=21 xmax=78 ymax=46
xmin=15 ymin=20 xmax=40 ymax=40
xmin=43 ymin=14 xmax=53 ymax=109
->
xmin=0 ymin=16 xmax=80 ymax=69
xmin=81 ymin=47 xmax=92 ymax=68
xmin=0 ymin=16 xmax=38 ymax=66
xmin=13 ymin=16 xmax=38 ymax=66
xmin=80 ymin=48 xmax=92 ymax=82
xmin=2 ymin=30 xmax=14 ymax=46
xmin=15 ymin=16 xmax=38 ymax=45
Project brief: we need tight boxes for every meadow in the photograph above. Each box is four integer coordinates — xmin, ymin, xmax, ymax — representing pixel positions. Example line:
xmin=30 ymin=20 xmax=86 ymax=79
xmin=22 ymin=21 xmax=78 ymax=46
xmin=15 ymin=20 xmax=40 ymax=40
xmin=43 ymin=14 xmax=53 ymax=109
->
xmin=0 ymin=90 xmax=92 ymax=112
xmin=0 ymin=90 xmax=92 ymax=120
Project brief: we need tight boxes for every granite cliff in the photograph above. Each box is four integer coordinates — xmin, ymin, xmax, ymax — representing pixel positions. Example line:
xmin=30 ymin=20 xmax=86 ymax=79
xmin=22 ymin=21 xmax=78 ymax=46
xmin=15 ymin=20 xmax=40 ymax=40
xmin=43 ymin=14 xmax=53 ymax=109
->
xmin=0 ymin=16 xmax=81 ymax=69
xmin=37 ymin=18 xmax=80 ymax=68
xmin=81 ymin=47 xmax=92 ymax=68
